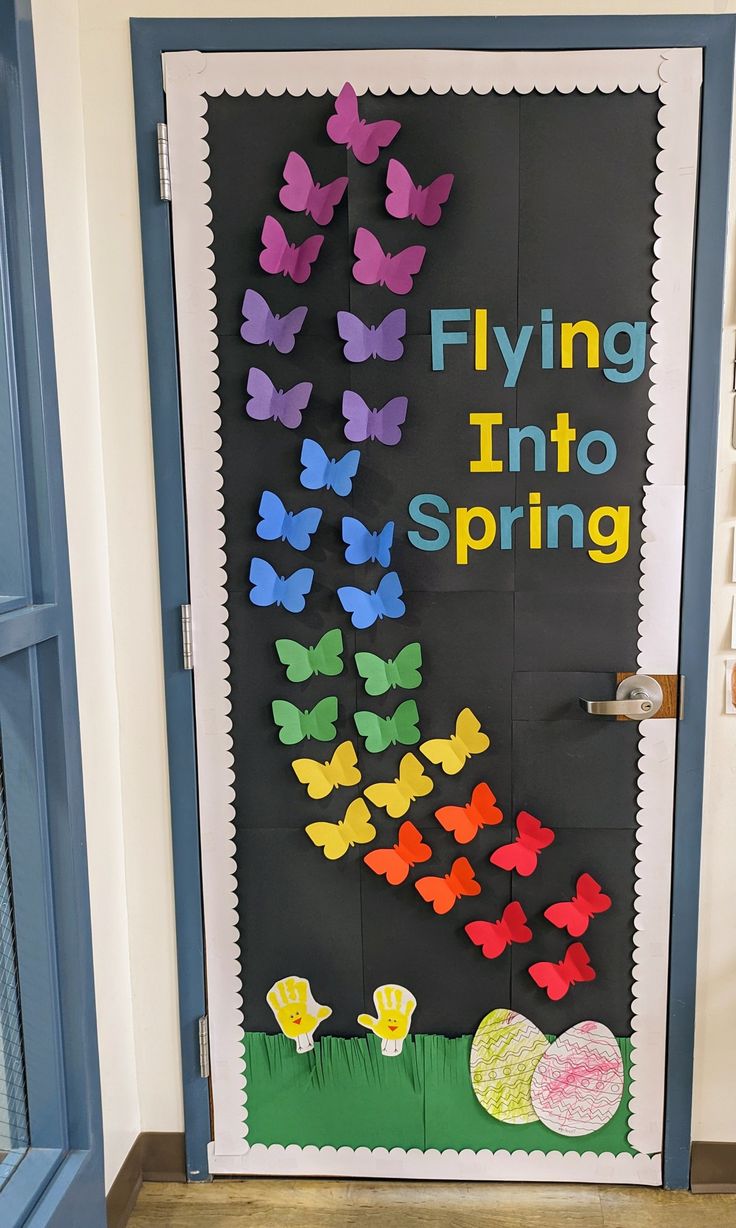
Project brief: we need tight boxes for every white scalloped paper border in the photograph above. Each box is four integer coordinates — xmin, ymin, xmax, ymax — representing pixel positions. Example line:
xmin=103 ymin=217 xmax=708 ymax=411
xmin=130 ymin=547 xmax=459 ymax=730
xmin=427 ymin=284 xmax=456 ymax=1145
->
xmin=163 ymin=47 xmax=701 ymax=1179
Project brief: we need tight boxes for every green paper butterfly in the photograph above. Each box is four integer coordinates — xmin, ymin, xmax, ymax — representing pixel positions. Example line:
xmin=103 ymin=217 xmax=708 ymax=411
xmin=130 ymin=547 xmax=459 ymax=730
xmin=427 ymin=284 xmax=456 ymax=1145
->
xmin=271 ymin=696 xmax=338 ymax=746
xmin=274 ymin=629 xmax=344 ymax=683
xmin=354 ymin=642 xmax=423 ymax=697
xmin=353 ymin=699 xmax=421 ymax=754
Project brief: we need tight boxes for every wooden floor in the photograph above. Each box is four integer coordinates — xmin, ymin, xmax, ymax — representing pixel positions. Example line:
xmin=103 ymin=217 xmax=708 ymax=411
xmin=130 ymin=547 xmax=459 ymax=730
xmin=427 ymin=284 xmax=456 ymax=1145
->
xmin=128 ymin=1179 xmax=736 ymax=1227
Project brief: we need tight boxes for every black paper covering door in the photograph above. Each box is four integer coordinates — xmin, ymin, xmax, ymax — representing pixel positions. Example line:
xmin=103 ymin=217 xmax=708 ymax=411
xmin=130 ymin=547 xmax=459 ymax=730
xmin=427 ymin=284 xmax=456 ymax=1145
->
xmin=163 ymin=48 xmax=700 ymax=1182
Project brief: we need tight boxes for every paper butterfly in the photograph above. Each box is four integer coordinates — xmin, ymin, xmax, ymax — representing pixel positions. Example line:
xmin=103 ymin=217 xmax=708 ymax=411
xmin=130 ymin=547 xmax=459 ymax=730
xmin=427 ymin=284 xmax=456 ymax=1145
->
xmin=544 ymin=874 xmax=612 ymax=937
xmin=326 ymin=82 xmax=401 ymax=165
xmin=275 ymin=628 xmax=344 ymax=683
xmin=354 ymin=699 xmax=420 ymax=755
xmin=364 ymin=821 xmax=432 ymax=886
xmin=271 ymin=696 xmax=338 ymax=746
xmin=306 ymin=797 xmax=376 ymax=860
xmin=259 ymin=215 xmax=324 ymax=284
xmin=342 ymin=516 xmax=394 ymax=567
xmin=246 ymin=367 xmax=312 ymax=430
xmin=249 ymin=558 xmax=313 ymax=613
xmin=355 ymin=643 xmax=422 ymax=696
xmin=435 ymin=782 xmax=503 ymax=845
xmin=364 ymin=752 xmax=433 ymax=819
xmin=291 ymin=740 xmax=361 ymax=800
xmin=528 ymin=942 xmax=596 ymax=1001
xmin=279 ymin=152 xmax=348 ymax=226
xmin=420 ymin=708 xmax=490 ymax=776
xmin=490 ymin=811 xmax=555 ymax=878
xmin=385 ymin=158 xmax=454 ymax=227
xmin=352 ymin=228 xmax=426 ymax=296
xmin=300 ymin=438 xmax=360 ymax=497
xmin=337 ymin=309 xmax=406 ymax=363
xmin=240 ymin=289 xmax=307 ymax=354
xmin=415 ymin=856 xmax=481 ymax=915
xmin=465 ymin=902 xmax=533 ymax=961
xmin=342 ymin=391 xmax=407 ymax=446
xmin=338 ymin=571 xmax=405 ymax=629
xmin=256 ymin=491 xmax=322 ymax=552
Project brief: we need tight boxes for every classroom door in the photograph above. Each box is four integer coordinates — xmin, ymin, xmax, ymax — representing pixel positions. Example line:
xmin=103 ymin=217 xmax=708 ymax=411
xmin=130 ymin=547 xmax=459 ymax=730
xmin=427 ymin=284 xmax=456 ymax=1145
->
xmin=164 ymin=46 xmax=700 ymax=1183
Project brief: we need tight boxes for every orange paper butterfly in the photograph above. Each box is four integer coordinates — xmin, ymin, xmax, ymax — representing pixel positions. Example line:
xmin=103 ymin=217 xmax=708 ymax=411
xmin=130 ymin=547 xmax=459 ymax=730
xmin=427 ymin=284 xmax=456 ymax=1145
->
xmin=435 ymin=782 xmax=503 ymax=844
xmin=415 ymin=856 xmax=481 ymax=915
xmin=364 ymin=821 xmax=432 ymax=886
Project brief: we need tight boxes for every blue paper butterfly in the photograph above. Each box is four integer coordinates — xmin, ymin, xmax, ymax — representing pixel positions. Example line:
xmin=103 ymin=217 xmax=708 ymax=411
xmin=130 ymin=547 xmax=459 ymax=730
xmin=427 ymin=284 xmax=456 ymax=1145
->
xmin=342 ymin=516 xmax=394 ymax=567
xmin=256 ymin=491 xmax=322 ymax=552
xmin=249 ymin=557 xmax=314 ymax=613
xmin=337 ymin=571 xmax=405 ymax=629
xmin=300 ymin=437 xmax=360 ymax=497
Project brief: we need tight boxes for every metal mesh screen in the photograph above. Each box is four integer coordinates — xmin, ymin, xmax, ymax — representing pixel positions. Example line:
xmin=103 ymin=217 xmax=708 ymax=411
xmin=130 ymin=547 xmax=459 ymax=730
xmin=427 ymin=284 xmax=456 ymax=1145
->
xmin=0 ymin=739 xmax=29 ymax=1186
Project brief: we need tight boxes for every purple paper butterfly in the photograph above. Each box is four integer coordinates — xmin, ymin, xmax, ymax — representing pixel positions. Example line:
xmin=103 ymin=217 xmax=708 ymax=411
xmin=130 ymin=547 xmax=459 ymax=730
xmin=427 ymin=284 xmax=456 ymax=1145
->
xmin=246 ymin=368 xmax=312 ymax=430
xmin=240 ymin=290 xmax=307 ymax=355
xmin=341 ymin=391 xmax=407 ymax=446
xmin=336 ymin=309 xmax=406 ymax=363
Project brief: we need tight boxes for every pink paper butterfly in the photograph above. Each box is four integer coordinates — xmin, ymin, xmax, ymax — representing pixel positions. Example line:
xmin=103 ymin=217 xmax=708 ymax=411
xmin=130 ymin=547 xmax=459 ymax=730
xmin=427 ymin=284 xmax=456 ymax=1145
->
xmin=352 ymin=228 xmax=426 ymax=296
xmin=385 ymin=158 xmax=454 ymax=227
xmin=326 ymin=82 xmax=401 ymax=165
xmin=279 ymin=152 xmax=348 ymax=227
xmin=258 ymin=216 xmax=324 ymax=284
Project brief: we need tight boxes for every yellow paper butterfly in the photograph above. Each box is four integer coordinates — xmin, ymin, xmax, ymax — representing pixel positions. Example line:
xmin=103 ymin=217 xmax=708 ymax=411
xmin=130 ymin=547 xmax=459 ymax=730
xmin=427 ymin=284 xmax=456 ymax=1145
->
xmin=292 ymin=740 xmax=361 ymax=800
xmin=364 ymin=752 xmax=434 ymax=819
xmin=306 ymin=797 xmax=376 ymax=860
xmin=419 ymin=707 xmax=490 ymax=776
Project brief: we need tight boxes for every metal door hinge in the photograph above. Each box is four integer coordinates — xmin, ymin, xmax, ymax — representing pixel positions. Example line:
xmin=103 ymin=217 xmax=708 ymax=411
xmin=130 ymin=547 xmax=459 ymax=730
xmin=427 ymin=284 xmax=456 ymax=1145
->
xmin=181 ymin=603 xmax=193 ymax=671
xmin=198 ymin=1015 xmax=210 ymax=1079
xmin=157 ymin=122 xmax=171 ymax=201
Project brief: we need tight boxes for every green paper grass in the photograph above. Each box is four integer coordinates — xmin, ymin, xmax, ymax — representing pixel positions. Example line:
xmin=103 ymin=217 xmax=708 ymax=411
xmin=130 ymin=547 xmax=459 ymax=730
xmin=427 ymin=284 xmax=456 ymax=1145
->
xmin=243 ymin=1032 xmax=634 ymax=1155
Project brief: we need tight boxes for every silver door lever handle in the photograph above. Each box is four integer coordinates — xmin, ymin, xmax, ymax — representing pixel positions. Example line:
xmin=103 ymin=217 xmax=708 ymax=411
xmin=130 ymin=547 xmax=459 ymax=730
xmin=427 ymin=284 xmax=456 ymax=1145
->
xmin=579 ymin=674 xmax=663 ymax=721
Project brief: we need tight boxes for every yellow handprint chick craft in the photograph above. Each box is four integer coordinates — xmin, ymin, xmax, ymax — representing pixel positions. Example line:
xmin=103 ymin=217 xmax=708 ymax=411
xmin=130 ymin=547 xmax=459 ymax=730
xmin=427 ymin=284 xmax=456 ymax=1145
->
xmin=358 ymin=984 xmax=417 ymax=1057
xmin=266 ymin=975 xmax=332 ymax=1054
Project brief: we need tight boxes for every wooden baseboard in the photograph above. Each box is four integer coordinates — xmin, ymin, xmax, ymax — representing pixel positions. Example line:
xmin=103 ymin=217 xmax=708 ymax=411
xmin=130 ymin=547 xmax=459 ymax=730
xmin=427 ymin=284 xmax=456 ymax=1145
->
xmin=691 ymin=1141 xmax=736 ymax=1193
xmin=106 ymin=1132 xmax=187 ymax=1228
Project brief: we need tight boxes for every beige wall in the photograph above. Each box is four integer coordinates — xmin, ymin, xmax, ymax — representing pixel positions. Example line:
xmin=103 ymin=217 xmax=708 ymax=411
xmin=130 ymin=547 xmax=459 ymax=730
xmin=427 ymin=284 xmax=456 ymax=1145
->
xmin=30 ymin=0 xmax=736 ymax=1191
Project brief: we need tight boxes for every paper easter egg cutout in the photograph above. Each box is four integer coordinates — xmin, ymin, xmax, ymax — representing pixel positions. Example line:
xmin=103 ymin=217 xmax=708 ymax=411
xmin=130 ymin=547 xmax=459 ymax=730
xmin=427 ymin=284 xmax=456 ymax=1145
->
xmin=530 ymin=1020 xmax=624 ymax=1136
xmin=470 ymin=1008 xmax=549 ymax=1124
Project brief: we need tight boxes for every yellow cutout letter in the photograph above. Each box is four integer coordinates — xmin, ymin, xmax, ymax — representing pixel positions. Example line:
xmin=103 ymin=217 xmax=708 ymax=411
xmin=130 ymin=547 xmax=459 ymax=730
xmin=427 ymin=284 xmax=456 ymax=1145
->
xmin=550 ymin=411 xmax=577 ymax=473
xmin=588 ymin=506 xmax=630 ymax=564
xmin=474 ymin=308 xmax=488 ymax=371
xmin=560 ymin=321 xmax=600 ymax=369
xmin=456 ymin=506 xmax=497 ymax=564
xmin=469 ymin=412 xmax=504 ymax=473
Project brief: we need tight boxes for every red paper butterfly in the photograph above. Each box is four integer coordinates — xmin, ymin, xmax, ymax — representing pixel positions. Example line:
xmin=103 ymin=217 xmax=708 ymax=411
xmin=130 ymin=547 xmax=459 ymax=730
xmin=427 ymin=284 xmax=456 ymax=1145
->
xmin=528 ymin=941 xmax=596 ymax=1001
xmin=435 ymin=782 xmax=503 ymax=845
xmin=465 ymin=901 xmax=532 ymax=960
xmin=363 ymin=821 xmax=432 ymax=886
xmin=415 ymin=856 xmax=480 ymax=915
xmin=544 ymin=873 xmax=612 ymax=937
xmin=490 ymin=811 xmax=555 ymax=877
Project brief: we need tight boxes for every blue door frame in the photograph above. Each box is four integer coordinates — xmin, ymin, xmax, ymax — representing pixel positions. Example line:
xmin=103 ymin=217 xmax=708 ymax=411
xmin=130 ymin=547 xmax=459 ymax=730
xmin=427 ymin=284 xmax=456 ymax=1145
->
xmin=132 ymin=14 xmax=736 ymax=1190
xmin=0 ymin=1 xmax=105 ymax=1225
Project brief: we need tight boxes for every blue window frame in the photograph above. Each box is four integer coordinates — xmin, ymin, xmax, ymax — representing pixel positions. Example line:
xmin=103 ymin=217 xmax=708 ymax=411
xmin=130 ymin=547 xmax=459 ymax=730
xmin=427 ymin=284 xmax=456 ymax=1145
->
xmin=132 ymin=13 xmax=735 ymax=1192
xmin=0 ymin=1 xmax=104 ymax=1224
